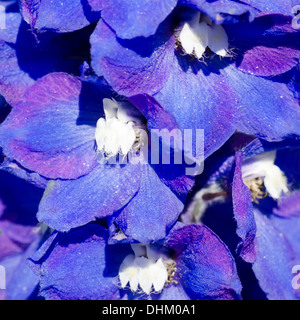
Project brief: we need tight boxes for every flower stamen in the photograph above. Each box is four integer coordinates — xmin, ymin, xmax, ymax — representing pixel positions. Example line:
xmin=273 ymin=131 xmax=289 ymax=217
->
xmin=95 ymin=99 xmax=147 ymax=161
xmin=118 ymin=244 xmax=175 ymax=295
xmin=176 ymin=11 xmax=229 ymax=60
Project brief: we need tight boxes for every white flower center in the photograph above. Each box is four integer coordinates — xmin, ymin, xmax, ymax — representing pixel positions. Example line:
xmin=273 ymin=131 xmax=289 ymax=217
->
xmin=178 ymin=12 xmax=229 ymax=59
xmin=95 ymin=99 xmax=146 ymax=160
xmin=118 ymin=244 xmax=174 ymax=295
xmin=242 ymin=151 xmax=288 ymax=200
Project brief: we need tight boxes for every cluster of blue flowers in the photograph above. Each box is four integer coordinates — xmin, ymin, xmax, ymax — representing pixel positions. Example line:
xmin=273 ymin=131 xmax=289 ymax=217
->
xmin=0 ymin=0 xmax=300 ymax=300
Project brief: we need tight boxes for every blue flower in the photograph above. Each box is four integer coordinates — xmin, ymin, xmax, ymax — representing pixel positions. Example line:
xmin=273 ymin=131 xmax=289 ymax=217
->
xmin=28 ymin=223 xmax=242 ymax=300
xmin=0 ymin=0 xmax=300 ymax=301
xmin=0 ymin=72 xmax=195 ymax=243
xmin=183 ymin=136 xmax=300 ymax=299
xmin=90 ymin=2 xmax=300 ymax=158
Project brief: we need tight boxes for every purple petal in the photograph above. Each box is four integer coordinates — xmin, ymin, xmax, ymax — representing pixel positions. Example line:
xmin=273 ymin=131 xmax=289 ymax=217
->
xmin=179 ymin=0 xmax=258 ymax=24
xmin=128 ymin=94 xmax=178 ymax=132
xmin=0 ymin=73 xmax=103 ymax=179
xmin=0 ymin=230 xmax=23 ymax=260
xmin=273 ymin=192 xmax=300 ymax=218
xmin=166 ymin=224 xmax=242 ymax=300
xmin=225 ymin=14 xmax=300 ymax=77
xmin=232 ymin=151 xmax=257 ymax=263
xmin=37 ymin=163 xmax=141 ymax=232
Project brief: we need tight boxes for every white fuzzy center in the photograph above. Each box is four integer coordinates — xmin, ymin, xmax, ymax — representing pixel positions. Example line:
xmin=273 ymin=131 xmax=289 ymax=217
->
xmin=118 ymin=244 xmax=170 ymax=295
xmin=242 ymin=151 xmax=288 ymax=200
xmin=178 ymin=12 xmax=229 ymax=59
xmin=95 ymin=99 xmax=145 ymax=159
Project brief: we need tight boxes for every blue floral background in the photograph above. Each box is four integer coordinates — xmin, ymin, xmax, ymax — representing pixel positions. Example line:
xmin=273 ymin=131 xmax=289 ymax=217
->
xmin=0 ymin=0 xmax=300 ymax=300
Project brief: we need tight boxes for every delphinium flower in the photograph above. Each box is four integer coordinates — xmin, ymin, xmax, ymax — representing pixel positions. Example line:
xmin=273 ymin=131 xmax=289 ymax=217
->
xmin=28 ymin=223 xmax=242 ymax=300
xmin=90 ymin=0 xmax=300 ymax=158
xmin=0 ymin=71 xmax=197 ymax=243
xmin=182 ymin=136 xmax=300 ymax=299
xmin=0 ymin=0 xmax=299 ymax=301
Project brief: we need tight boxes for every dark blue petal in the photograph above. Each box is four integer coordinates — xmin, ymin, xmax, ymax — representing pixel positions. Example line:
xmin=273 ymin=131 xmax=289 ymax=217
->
xmin=0 ymin=13 xmax=92 ymax=104
xmin=1 ymin=159 xmax=48 ymax=189
xmin=0 ymin=170 xmax=43 ymax=225
xmin=242 ymin=138 xmax=300 ymax=159
xmin=179 ymin=0 xmax=258 ymax=23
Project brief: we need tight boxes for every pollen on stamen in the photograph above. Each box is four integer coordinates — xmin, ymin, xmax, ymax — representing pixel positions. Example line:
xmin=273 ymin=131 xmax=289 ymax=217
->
xmin=95 ymin=98 xmax=147 ymax=163
xmin=164 ymin=260 xmax=178 ymax=286
xmin=244 ymin=177 xmax=268 ymax=204
xmin=242 ymin=151 xmax=289 ymax=202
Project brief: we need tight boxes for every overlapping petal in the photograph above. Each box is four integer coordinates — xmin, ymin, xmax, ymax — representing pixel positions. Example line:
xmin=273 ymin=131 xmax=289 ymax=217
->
xmin=38 ymin=163 xmax=141 ymax=232
xmin=225 ymin=14 xmax=300 ymax=77
xmin=0 ymin=73 xmax=104 ymax=179
xmin=29 ymin=225 xmax=131 ymax=300
xmin=0 ymin=12 xmax=92 ymax=105
xmin=166 ymin=224 xmax=242 ymax=299
xmin=114 ymin=164 xmax=184 ymax=242
xmin=19 ymin=0 xmax=100 ymax=32
xmin=179 ymin=0 xmax=258 ymax=24
xmin=98 ymin=0 xmax=177 ymax=39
